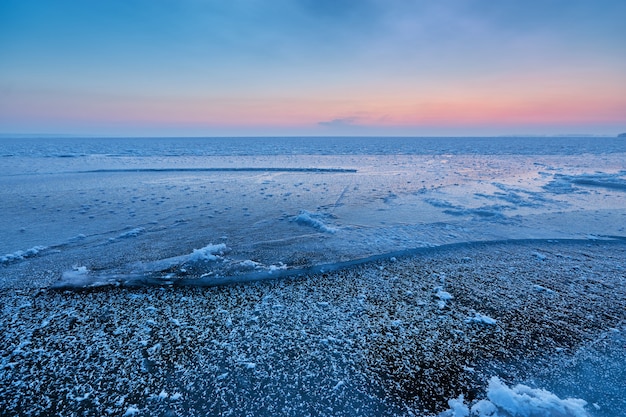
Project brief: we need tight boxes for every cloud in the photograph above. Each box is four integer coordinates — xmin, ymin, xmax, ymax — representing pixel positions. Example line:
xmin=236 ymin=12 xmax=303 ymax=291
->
xmin=318 ymin=117 xmax=359 ymax=128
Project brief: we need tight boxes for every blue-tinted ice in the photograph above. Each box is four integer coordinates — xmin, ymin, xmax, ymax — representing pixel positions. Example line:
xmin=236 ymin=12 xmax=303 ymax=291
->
xmin=1 ymin=137 xmax=625 ymax=288
xmin=1 ymin=137 xmax=625 ymax=416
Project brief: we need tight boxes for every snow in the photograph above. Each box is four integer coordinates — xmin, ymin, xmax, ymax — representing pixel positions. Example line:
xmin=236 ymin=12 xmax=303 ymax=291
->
xmin=1 ymin=137 xmax=625 ymax=416
xmin=268 ymin=262 xmax=287 ymax=273
xmin=435 ymin=288 xmax=454 ymax=301
xmin=440 ymin=377 xmax=589 ymax=417
xmin=293 ymin=210 xmax=337 ymax=233
xmin=239 ymin=259 xmax=260 ymax=269
xmin=123 ymin=406 xmax=140 ymax=416
xmin=466 ymin=313 xmax=497 ymax=325
xmin=116 ymin=227 xmax=145 ymax=239
xmin=187 ymin=243 xmax=228 ymax=262
xmin=532 ymin=285 xmax=554 ymax=294
xmin=440 ymin=395 xmax=470 ymax=417
xmin=74 ymin=266 xmax=89 ymax=274
xmin=0 ymin=245 xmax=47 ymax=264
xmin=435 ymin=287 xmax=454 ymax=308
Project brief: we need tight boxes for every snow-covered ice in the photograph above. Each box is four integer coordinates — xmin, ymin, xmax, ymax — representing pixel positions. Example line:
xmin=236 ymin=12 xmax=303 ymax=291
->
xmin=187 ymin=243 xmax=228 ymax=262
xmin=1 ymin=136 xmax=625 ymax=416
xmin=1 ymin=136 xmax=625 ymax=288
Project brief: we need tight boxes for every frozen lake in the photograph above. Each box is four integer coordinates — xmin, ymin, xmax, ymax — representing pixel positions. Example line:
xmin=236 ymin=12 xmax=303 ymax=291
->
xmin=1 ymin=136 xmax=625 ymax=288
xmin=1 ymin=137 xmax=625 ymax=416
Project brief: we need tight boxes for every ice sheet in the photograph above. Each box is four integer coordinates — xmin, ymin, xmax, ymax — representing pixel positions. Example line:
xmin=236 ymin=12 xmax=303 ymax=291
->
xmin=1 ymin=137 xmax=625 ymax=288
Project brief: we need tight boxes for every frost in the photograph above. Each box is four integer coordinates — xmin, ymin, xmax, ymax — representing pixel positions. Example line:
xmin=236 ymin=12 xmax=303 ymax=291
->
xmin=117 ymin=228 xmax=145 ymax=239
xmin=293 ymin=210 xmax=337 ymax=233
xmin=466 ymin=313 xmax=497 ymax=325
xmin=123 ymin=406 xmax=140 ymax=416
xmin=239 ymin=259 xmax=261 ymax=269
xmin=1 ymin=245 xmax=47 ymax=264
xmin=268 ymin=262 xmax=287 ymax=273
xmin=188 ymin=243 xmax=228 ymax=262
xmin=439 ymin=395 xmax=470 ymax=417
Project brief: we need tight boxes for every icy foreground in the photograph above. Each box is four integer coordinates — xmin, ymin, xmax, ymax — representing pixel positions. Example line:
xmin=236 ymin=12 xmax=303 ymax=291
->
xmin=1 ymin=241 xmax=624 ymax=416
xmin=1 ymin=137 xmax=625 ymax=415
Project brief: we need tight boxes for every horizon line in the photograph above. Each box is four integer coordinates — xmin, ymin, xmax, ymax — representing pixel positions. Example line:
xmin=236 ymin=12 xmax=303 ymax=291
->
xmin=1 ymin=133 xmax=623 ymax=139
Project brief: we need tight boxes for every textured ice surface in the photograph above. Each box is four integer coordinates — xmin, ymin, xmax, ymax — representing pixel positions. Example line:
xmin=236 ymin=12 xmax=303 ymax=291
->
xmin=1 ymin=240 xmax=624 ymax=416
xmin=1 ymin=137 xmax=625 ymax=415
xmin=1 ymin=137 xmax=625 ymax=288
xmin=0 ymin=138 xmax=626 ymax=417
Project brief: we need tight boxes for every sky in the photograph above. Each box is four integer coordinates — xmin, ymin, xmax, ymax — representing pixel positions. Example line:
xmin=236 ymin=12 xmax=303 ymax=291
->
xmin=1 ymin=0 xmax=625 ymax=137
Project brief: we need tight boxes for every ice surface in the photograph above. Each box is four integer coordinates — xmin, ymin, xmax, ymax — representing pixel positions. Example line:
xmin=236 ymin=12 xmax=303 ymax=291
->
xmin=1 ymin=137 xmax=625 ymax=415
xmin=2 ymin=136 xmax=625 ymax=289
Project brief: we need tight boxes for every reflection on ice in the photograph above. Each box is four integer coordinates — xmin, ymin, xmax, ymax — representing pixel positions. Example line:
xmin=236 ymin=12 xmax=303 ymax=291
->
xmin=1 ymin=142 xmax=625 ymax=289
xmin=1 ymin=137 xmax=625 ymax=416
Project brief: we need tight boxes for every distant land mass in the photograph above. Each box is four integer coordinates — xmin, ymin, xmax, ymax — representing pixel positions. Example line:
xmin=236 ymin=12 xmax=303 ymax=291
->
xmin=618 ymin=132 xmax=626 ymax=137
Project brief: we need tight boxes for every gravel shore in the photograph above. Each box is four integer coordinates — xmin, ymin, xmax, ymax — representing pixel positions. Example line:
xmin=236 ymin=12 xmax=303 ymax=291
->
xmin=1 ymin=239 xmax=625 ymax=416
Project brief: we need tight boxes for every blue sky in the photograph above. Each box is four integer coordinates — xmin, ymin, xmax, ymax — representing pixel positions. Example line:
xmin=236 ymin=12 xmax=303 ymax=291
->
xmin=1 ymin=0 xmax=625 ymax=136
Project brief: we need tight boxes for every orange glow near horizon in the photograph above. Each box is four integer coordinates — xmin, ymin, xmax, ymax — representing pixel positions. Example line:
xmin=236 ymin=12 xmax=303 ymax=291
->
xmin=2 ymin=76 xmax=625 ymax=133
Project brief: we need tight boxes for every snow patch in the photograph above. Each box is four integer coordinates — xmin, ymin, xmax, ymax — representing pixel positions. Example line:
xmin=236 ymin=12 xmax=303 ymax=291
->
xmin=123 ymin=406 xmax=140 ymax=416
xmin=466 ymin=313 xmax=497 ymax=325
xmin=440 ymin=377 xmax=589 ymax=417
xmin=434 ymin=287 xmax=454 ymax=308
xmin=440 ymin=395 xmax=470 ymax=417
xmin=293 ymin=210 xmax=337 ymax=233
xmin=117 ymin=228 xmax=145 ymax=239
xmin=187 ymin=243 xmax=228 ymax=262
xmin=1 ymin=245 xmax=47 ymax=264
xmin=268 ymin=262 xmax=287 ymax=274
xmin=533 ymin=284 xmax=554 ymax=294
xmin=239 ymin=259 xmax=261 ymax=270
